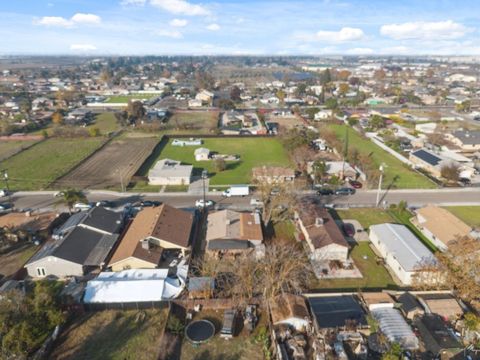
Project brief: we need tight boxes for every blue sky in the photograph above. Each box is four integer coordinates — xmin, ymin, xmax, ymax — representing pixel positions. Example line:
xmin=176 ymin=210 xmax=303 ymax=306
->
xmin=1 ymin=0 xmax=480 ymax=55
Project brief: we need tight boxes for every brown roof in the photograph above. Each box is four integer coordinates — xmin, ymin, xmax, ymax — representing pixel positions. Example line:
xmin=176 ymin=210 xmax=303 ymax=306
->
xmin=270 ymin=293 xmax=310 ymax=324
xmin=419 ymin=294 xmax=463 ymax=319
xmin=416 ymin=206 xmax=472 ymax=247
xmin=206 ymin=210 xmax=263 ymax=242
xmin=240 ymin=213 xmax=263 ymax=241
xmin=297 ymin=203 xmax=349 ymax=249
xmin=362 ymin=292 xmax=395 ymax=308
xmin=109 ymin=204 xmax=193 ymax=266
xmin=0 ymin=212 xmax=57 ymax=232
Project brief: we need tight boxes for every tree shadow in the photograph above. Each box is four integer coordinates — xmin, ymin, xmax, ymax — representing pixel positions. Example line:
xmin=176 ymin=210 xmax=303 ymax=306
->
xmin=379 ymin=175 xmax=400 ymax=205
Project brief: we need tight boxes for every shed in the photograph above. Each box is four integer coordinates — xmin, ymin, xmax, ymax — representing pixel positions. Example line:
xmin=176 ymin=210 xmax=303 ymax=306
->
xmin=396 ymin=292 xmax=424 ymax=320
xmin=194 ymin=147 xmax=210 ymax=161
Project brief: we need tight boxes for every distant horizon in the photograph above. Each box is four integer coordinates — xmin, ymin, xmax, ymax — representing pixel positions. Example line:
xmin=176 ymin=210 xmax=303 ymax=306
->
xmin=2 ymin=0 xmax=480 ymax=56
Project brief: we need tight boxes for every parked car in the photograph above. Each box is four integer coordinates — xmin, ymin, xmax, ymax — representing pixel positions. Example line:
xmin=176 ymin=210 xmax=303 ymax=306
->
xmin=250 ymin=198 xmax=264 ymax=207
xmin=459 ymin=178 xmax=471 ymax=187
xmin=335 ymin=187 xmax=356 ymax=196
xmin=220 ymin=309 xmax=237 ymax=339
xmin=317 ymin=188 xmax=334 ymax=196
xmin=342 ymin=223 xmax=355 ymax=237
xmin=141 ymin=200 xmax=161 ymax=207
xmin=0 ymin=203 xmax=13 ymax=214
xmin=73 ymin=202 xmax=93 ymax=211
xmin=96 ymin=200 xmax=115 ymax=208
xmin=348 ymin=180 xmax=363 ymax=189
xmin=195 ymin=199 xmax=214 ymax=208
xmin=0 ymin=189 xmax=9 ymax=197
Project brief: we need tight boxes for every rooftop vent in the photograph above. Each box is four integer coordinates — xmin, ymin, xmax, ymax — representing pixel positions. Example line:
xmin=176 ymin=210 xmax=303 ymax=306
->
xmin=141 ymin=239 xmax=151 ymax=250
xmin=315 ymin=217 xmax=324 ymax=227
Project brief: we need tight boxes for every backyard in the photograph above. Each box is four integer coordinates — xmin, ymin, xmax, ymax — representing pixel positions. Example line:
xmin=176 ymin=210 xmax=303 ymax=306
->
xmin=327 ymin=124 xmax=436 ymax=189
xmin=141 ymin=137 xmax=291 ymax=185
xmin=50 ymin=309 xmax=168 ymax=360
xmin=0 ymin=137 xmax=105 ymax=190
xmin=444 ymin=206 xmax=480 ymax=228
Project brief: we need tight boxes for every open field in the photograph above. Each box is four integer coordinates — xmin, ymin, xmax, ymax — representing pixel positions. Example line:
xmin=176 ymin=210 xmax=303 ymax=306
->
xmin=0 ymin=137 xmax=105 ymax=190
xmin=0 ymin=244 xmax=37 ymax=280
xmin=328 ymin=124 xmax=436 ymax=189
xmin=142 ymin=137 xmax=291 ymax=185
xmin=86 ymin=112 xmax=122 ymax=134
xmin=0 ymin=140 xmax=39 ymax=161
xmin=180 ymin=309 xmax=265 ymax=360
xmin=267 ymin=114 xmax=304 ymax=129
xmin=53 ymin=137 xmax=160 ymax=190
xmin=164 ymin=110 xmax=219 ymax=134
xmin=311 ymin=241 xmax=397 ymax=291
xmin=104 ymin=93 xmax=159 ymax=103
xmin=51 ymin=309 xmax=167 ymax=360
xmin=444 ymin=206 xmax=480 ymax=228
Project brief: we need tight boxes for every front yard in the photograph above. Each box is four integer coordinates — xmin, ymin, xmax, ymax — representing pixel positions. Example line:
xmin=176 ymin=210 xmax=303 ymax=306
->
xmin=443 ymin=206 xmax=480 ymax=228
xmin=144 ymin=137 xmax=291 ymax=185
xmin=50 ymin=309 xmax=168 ymax=360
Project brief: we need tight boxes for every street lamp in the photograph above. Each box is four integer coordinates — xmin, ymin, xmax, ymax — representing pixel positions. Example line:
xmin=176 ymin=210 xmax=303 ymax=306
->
xmin=201 ymin=170 xmax=208 ymax=212
xmin=376 ymin=164 xmax=384 ymax=208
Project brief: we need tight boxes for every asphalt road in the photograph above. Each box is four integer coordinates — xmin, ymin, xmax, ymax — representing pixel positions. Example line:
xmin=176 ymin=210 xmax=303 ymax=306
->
xmin=4 ymin=187 xmax=480 ymax=213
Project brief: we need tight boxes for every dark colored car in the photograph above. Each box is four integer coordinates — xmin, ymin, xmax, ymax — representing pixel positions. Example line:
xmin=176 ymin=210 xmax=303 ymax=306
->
xmin=459 ymin=178 xmax=471 ymax=187
xmin=349 ymin=180 xmax=363 ymax=189
xmin=141 ymin=200 xmax=161 ymax=207
xmin=342 ymin=223 xmax=355 ymax=237
xmin=335 ymin=187 xmax=356 ymax=196
xmin=317 ymin=188 xmax=334 ymax=196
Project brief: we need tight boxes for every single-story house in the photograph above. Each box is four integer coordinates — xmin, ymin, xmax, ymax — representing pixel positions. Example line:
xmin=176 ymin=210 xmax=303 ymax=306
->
xmin=414 ymin=314 xmax=462 ymax=358
xmin=445 ymin=130 xmax=480 ymax=152
xmin=295 ymin=203 xmax=349 ymax=262
xmin=307 ymin=161 xmax=366 ymax=181
xmin=396 ymin=292 xmax=424 ymax=320
xmin=252 ymin=166 xmax=295 ymax=183
xmin=109 ymin=204 xmax=193 ymax=271
xmin=206 ymin=210 xmax=263 ymax=257
xmin=148 ymin=158 xmax=193 ymax=185
xmin=194 ymin=147 xmax=210 ymax=161
xmin=25 ymin=207 xmax=123 ymax=278
xmin=413 ymin=205 xmax=473 ymax=251
xmin=270 ymin=293 xmax=311 ymax=332
xmin=417 ymin=293 xmax=464 ymax=320
xmin=369 ymin=223 xmax=437 ymax=285
xmin=409 ymin=148 xmax=457 ymax=178
xmin=313 ymin=109 xmax=332 ymax=121
xmin=308 ymin=295 xmax=368 ymax=331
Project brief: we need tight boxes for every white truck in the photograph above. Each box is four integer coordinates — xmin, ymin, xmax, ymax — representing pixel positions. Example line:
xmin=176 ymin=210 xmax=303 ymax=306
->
xmin=222 ymin=185 xmax=249 ymax=197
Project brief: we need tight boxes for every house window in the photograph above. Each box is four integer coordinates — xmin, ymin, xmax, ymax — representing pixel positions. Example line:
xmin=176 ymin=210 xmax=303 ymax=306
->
xmin=36 ymin=267 xmax=46 ymax=277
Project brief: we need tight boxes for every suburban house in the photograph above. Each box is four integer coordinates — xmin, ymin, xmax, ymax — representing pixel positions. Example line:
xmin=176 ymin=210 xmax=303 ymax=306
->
xmin=108 ymin=205 xmax=193 ymax=271
xmin=195 ymin=89 xmax=214 ymax=105
xmin=369 ymin=223 xmax=437 ymax=285
xmin=413 ymin=205 xmax=473 ymax=251
xmin=252 ymin=166 xmax=295 ymax=183
xmin=307 ymin=161 xmax=366 ymax=182
xmin=270 ymin=293 xmax=311 ymax=332
xmin=194 ymin=147 xmax=210 ymax=161
xmin=313 ymin=109 xmax=332 ymax=121
xmin=445 ymin=130 xmax=480 ymax=152
xmin=205 ymin=210 xmax=264 ymax=257
xmin=25 ymin=207 xmax=123 ymax=278
xmin=294 ymin=204 xmax=349 ymax=263
xmin=148 ymin=158 xmax=193 ymax=185
xmin=65 ymin=108 xmax=93 ymax=125
xmin=409 ymin=148 xmax=454 ymax=178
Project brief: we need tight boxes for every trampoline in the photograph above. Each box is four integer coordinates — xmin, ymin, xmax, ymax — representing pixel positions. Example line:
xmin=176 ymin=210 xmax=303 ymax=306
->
xmin=185 ymin=320 xmax=216 ymax=345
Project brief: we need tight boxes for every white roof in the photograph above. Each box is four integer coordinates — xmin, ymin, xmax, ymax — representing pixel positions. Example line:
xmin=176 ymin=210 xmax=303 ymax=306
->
xmin=371 ymin=308 xmax=419 ymax=350
xmin=194 ymin=147 xmax=210 ymax=155
xmin=149 ymin=158 xmax=193 ymax=178
xmin=83 ymin=266 xmax=187 ymax=303
xmin=370 ymin=223 xmax=435 ymax=272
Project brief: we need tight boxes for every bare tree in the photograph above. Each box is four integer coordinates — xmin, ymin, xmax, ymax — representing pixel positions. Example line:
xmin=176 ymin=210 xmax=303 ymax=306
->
xmin=441 ymin=163 xmax=460 ymax=183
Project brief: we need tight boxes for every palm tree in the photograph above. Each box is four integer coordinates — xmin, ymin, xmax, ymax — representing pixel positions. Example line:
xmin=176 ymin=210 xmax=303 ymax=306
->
xmin=57 ymin=189 xmax=87 ymax=214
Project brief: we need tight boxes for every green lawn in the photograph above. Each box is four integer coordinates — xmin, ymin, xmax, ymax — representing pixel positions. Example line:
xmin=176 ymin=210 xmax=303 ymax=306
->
xmin=444 ymin=206 xmax=480 ymax=228
xmin=0 ymin=137 xmax=105 ymax=190
xmin=328 ymin=124 xmax=436 ymax=189
xmin=104 ymin=93 xmax=158 ymax=103
xmin=164 ymin=184 xmax=188 ymax=192
xmin=146 ymin=137 xmax=291 ymax=185
xmin=335 ymin=208 xmax=394 ymax=229
xmin=87 ymin=112 xmax=121 ymax=134
xmin=51 ymin=309 xmax=167 ymax=360
xmin=311 ymin=242 xmax=397 ymax=290
xmin=0 ymin=140 xmax=39 ymax=161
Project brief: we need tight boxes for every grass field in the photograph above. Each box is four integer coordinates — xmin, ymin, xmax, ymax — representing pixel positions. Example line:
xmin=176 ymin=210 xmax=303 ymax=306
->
xmin=0 ymin=140 xmax=39 ymax=161
xmin=311 ymin=242 xmax=397 ymax=290
xmin=144 ymin=137 xmax=291 ymax=185
xmin=165 ymin=110 xmax=219 ymax=134
xmin=86 ymin=112 xmax=121 ymax=134
xmin=104 ymin=93 xmax=158 ymax=103
xmin=328 ymin=124 xmax=436 ymax=189
xmin=0 ymin=137 xmax=105 ymax=190
xmin=444 ymin=206 xmax=480 ymax=227
xmin=335 ymin=208 xmax=394 ymax=229
xmin=51 ymin=309 xmax=167 ymax=360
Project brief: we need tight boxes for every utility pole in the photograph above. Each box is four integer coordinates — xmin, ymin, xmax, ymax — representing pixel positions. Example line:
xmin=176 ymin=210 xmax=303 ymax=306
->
xmin=342 ymin=125 xmax=349 ymax=180
xmin=376 ymin=164 xmax=384 ymax=208
xmin=2 ymin=170 xmax=12 ymax=208
xmin=201 ymin=170 xmax=208 ymax=212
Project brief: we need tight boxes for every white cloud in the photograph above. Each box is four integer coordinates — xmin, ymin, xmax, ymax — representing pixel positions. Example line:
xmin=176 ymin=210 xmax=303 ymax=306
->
xmin=381 ymin=46 xmax=411 ymax=54
xmin=70 ymin=44 xmax=97 ymax=51
xmin=35 ymin=13 xmax=101 ymax=28
xmin=316 ymin=27 xmax=365 ymax=42
xmin=206 ymin=23 xmax=220 ymax=31
xmin=70 ymin=13 xmax=101 ymax=25
xmin=150 ymin=0 xmax=210 ymax=16
xmin=121 ymin=0 xmax=146 ymax=5
xmin=346 ymin=47 xmax=373 ymax=55
xmin=169 ymin=18 xmax=188 ymax=27
xmin=157 ymin=29 xmax=183 ymax=38
xmin=380 ymin=20 xmax=471 ymax=40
